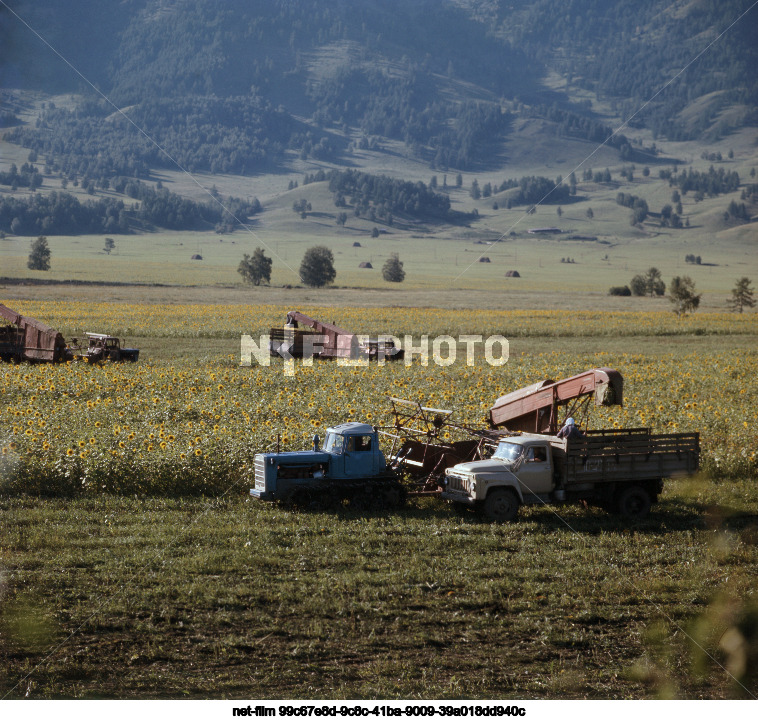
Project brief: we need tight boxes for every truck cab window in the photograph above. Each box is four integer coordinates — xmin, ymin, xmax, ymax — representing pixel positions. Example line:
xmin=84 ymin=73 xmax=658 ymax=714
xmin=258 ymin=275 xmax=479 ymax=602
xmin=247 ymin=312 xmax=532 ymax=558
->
xmin=346 ymin=435 xmax=372 ymax=452
xmin=324 ymin=433 xmax=344 ymax=454
xmin=493 ymin=442 xmax=523 ymax=462
xmin=527 ymin=446 xmax=547 ymax=463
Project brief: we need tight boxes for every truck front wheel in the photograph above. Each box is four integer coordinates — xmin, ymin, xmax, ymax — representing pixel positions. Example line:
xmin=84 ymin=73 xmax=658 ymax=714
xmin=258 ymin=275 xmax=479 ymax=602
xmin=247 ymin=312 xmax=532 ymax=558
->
xmin=482 ymin=489 xmax=520 ymax=522
xmin=616 ymin=485 xmax=651 ymax=519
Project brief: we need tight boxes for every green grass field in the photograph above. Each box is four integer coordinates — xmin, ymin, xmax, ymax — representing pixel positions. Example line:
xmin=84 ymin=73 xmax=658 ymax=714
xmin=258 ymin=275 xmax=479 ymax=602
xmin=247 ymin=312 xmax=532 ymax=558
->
xmin=2 ymin=489 xmax=756 ymax=699
xmin=1 ymin=217 xmax=755 ymax=312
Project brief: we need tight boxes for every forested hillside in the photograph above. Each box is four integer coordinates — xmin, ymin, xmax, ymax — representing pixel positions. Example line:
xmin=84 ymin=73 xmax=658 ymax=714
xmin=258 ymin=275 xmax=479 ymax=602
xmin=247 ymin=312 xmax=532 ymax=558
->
xmin=1 ymin=0 xmax=756 ymax=234
xmin=4 ymin=0 xmax=756 ymax=163
xmin=495 ymin=0 xmax=758 ymax=139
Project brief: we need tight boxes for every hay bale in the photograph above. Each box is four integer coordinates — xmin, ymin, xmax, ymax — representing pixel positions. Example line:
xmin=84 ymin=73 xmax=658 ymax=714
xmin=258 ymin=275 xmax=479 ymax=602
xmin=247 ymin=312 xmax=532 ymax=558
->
xmin=505 ymin=270 xmax=521 ymax=277
xmin=191 ymin=254 xmax=203 ymax=260
xmin=358 ymin=261 xmax=373 ymax=269
xmin=353 ymin=241 xmax=362 ymax=247
xmin=479 ymin=256 xmax=491 ymax=263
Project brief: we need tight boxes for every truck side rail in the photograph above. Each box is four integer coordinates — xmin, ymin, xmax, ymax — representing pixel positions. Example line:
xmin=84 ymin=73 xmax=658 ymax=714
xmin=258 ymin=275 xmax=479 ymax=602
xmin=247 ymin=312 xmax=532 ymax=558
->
xmin=583 ymin=427 xmax=651 ymax=438
xmin=569 ymin=430 xmax=699 ymax=454
xmin=562 ymin=430 xmax=700 ymax=485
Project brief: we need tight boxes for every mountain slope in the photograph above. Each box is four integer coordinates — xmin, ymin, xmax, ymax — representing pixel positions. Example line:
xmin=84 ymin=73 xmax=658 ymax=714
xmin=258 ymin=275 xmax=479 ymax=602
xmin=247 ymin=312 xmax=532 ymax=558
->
xmin=4 ymin=0 xmax=757 ymax=144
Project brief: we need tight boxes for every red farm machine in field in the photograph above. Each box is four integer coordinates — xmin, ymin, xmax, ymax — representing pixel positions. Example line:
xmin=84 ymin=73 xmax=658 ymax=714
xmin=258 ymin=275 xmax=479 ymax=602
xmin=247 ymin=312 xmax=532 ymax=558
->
xmin=381 ymin=397 xmax=484 ymax=495
xmin=269 ymin=310 xmax=403 ymax=361
xmin=488 ymin=367 xmax=624 ymax=433
xmin=0 ymin=303 xmax=139 ymax=364
xmin=0 ymin=303 xmax=73 ymax=363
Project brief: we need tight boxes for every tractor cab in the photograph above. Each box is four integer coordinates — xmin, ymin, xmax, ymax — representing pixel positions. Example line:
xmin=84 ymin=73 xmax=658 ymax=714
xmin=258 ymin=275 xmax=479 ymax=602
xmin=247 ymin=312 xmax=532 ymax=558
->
xmin=320 ymin=422 xmax=387 ymax=478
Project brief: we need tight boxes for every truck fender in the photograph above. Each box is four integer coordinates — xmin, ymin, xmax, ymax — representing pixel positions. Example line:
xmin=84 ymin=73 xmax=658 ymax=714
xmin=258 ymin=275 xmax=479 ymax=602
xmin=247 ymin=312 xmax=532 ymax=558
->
xmin=482 ymin=473 xmax=523 ymax=503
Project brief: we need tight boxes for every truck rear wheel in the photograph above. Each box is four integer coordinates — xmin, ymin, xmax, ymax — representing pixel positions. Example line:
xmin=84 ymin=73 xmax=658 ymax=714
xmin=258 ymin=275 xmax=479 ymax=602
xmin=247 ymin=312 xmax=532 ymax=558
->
xmin=482 ymin=489 xmax=520 ymax=522
xmin=616 ymin=485 xmax=651 ymax=519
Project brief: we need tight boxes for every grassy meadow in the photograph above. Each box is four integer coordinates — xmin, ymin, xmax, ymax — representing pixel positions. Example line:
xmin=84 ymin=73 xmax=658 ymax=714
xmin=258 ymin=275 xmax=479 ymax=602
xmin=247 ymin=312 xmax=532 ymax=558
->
xmin=1 ymin=218 xmax=755 ymax=311
xmin=2 ymin=106 xmax=757 ymax=306
xmin=1 ymin=300 xmax=757 ymax=699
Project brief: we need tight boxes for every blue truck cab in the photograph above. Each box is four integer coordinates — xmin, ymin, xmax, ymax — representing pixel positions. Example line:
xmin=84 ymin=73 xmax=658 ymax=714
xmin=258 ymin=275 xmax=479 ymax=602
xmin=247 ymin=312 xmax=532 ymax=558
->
xmin=251 ymin=422 xmax=391 ymax=504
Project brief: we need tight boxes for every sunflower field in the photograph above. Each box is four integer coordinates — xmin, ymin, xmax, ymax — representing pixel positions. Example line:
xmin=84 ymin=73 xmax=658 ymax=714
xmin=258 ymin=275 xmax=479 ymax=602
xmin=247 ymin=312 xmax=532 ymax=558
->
xmin=1 ymin=301 xmax=756 ymax=497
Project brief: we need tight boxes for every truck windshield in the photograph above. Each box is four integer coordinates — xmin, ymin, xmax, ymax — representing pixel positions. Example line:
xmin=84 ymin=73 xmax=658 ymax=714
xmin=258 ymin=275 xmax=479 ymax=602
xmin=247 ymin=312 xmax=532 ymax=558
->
xmin=323 ymin=432 xmax=344 ymax=454
xmin=492 ymin=442 xmax=523 ymax=463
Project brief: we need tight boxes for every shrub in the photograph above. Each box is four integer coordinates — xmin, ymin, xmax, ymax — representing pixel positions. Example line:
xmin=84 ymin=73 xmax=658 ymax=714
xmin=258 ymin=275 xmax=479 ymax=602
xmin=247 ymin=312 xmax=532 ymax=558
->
xmin=299 ymin=246 xmax=336 ymax=287
xmin=382 ymin=253 xmax=405 ymax=283
xmin=630 ymin=275 xmax=647 ymax=296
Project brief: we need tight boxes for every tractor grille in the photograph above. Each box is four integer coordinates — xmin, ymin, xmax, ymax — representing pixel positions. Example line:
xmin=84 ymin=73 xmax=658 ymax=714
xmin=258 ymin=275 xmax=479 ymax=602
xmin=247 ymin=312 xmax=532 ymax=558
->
xmin=254 ymin=455 xmax=267 ymax=491
xmin=446 ymin=473 xmax=473 ymax=495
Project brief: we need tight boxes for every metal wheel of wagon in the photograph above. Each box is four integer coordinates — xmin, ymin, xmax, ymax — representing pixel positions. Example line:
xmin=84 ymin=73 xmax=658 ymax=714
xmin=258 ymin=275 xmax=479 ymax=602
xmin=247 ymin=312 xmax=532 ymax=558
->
xmin=482 ymin=489 xmax=520 ymax=522
xmin=616 ymin=485 xmax=651 ymax=519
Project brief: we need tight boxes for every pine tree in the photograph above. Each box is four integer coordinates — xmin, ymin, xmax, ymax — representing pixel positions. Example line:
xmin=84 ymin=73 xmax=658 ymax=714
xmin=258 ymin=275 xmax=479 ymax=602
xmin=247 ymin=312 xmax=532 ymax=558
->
xmin=668 ymin=276 xmax=701 ymax=317
xmin=27 ymin=236 xmax=51 ymax=271
xmin=728 ymin=277 xmax=755 ymax=313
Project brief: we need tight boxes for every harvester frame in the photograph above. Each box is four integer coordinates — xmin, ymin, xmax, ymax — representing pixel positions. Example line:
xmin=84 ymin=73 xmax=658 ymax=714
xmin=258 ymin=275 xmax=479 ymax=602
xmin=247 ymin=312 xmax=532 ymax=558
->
xmin=269 ymin=310 xmax=403 ymax=361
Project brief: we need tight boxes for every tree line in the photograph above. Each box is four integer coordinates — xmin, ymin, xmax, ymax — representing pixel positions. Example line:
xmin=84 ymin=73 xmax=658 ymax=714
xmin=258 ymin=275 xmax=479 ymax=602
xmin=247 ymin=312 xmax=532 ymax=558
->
xmin=11 ymin=74 xmax=513 ymax=178
xmin=10 ymin=0 xmax=535 ymax=178
xmin=496 ymin=176 xmax=571 ymax=207
xmin=105 ymin=0 xmax=524 ymax=106
xmin=0 ymin=192 xmax=128 ymax=236
xmin=0 ymin=163 xmax=43 ymax=190
xmin=312 ymin=66 xmax=511 ymax=169
xmin=525 ymin=103 xmax=645 ymax=161
xmin=505 ymin=0 xmax=758 ymax=141
xmin=11 ymin=1 xmax=756 ymax=152
xmin=0 ymin=183 xmax=260 ymax=235
xmin=665 ymin=166 xmax=741 ymax=197
xmin=616 ymin=192 xmax=649 ymax=225
xmin=7 ymin=96 xmax=304 ymax=180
